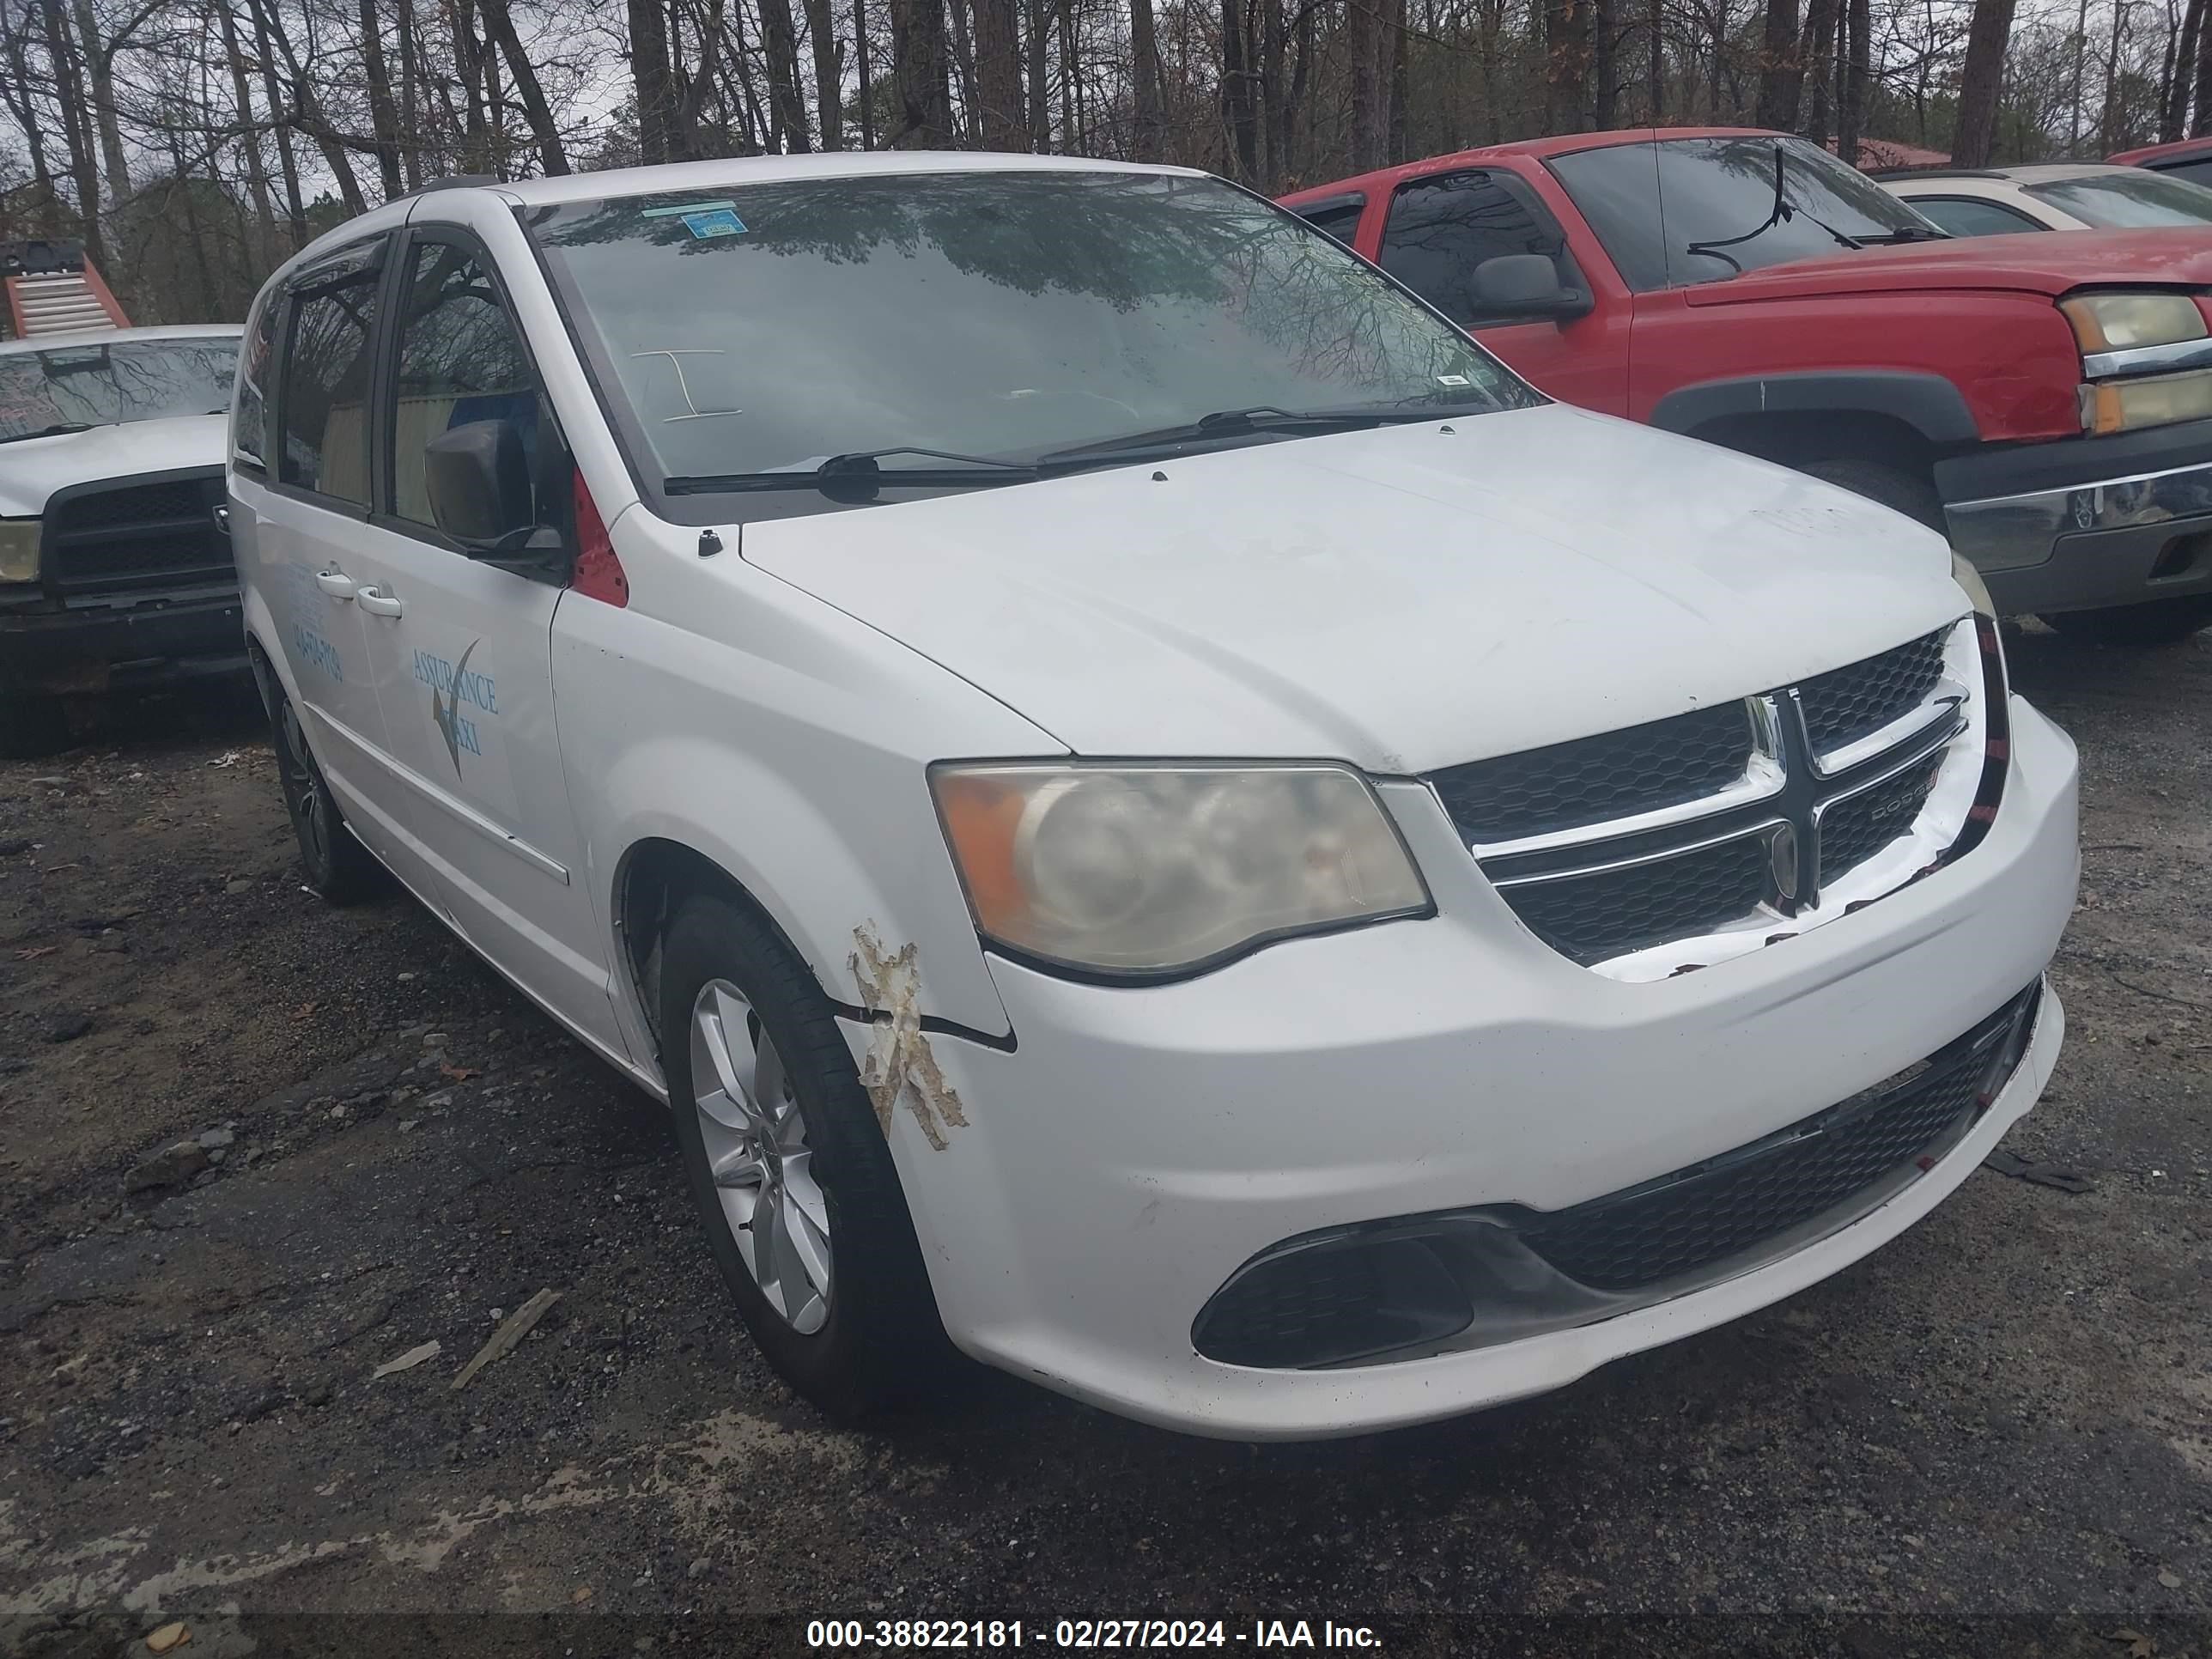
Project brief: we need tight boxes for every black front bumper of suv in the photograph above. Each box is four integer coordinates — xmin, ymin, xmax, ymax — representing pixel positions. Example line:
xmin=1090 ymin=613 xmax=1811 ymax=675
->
xmin=1936 ymin=417 xmax=2212 ymax=615
xmin=0 ymin=467 xmax=244 ymax=697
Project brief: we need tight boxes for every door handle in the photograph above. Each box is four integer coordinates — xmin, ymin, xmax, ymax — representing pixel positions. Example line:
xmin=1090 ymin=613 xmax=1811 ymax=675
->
xmin=313 ymin=569 xmax=358 ymax=600
xmin=356 ymin=585 xmax=405 ymax=617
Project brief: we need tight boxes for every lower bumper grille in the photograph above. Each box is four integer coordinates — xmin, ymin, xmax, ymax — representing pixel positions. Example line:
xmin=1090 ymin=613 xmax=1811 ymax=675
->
xmin=1192 ymin=981 xmax=2044 ymax=1370
xmin=1519 ymin=981 xmax=2040 ymax=1292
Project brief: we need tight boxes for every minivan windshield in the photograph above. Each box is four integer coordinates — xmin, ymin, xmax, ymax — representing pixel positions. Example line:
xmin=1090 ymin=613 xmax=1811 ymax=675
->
xmin=525 ymin=170 xmax=1538 ymax=501
xmin=0 ymin=337 xmax=240 ymax=443
xmin=2025 ymin=169 xmax=2212 ymax=227
xmin=1550 ymin=136 xmax=1943 ymax=290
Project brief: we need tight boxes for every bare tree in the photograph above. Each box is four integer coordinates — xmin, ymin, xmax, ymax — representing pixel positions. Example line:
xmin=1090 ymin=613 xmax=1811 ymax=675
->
xmin=1955 ymin=0 xmax=2022 ymax=161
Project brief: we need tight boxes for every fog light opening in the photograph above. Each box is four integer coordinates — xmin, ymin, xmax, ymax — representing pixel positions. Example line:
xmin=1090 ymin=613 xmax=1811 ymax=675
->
xmin=1192 ymin=1234 xmax=1474 ymax=1370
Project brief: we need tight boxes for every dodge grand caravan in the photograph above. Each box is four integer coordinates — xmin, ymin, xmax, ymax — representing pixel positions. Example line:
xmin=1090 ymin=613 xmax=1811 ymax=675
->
xmin=230 ymin=153 xmax=2079 ymax=1439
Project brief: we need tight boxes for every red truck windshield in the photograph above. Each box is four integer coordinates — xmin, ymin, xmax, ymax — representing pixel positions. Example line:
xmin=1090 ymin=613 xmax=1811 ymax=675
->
xmin=1550 ymin=136 xmax=1942 ymax=290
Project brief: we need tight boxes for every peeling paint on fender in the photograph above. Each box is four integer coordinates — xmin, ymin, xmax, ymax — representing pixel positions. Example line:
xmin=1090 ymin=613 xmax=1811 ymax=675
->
xmin=849 ymin=926 xmax=970 ymax=1150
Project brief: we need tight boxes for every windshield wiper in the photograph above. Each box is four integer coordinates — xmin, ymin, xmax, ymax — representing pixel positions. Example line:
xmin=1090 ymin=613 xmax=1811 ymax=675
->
xmin=1034 ymin=400 xmax=1481 ymax=466
xmin=666 ymin=447 xmax=1043 ymax=496
xmin=1853 ymin=226 xmax=1949 ymax=244
xmin=0 ymin=422 xmax=94 ymax=445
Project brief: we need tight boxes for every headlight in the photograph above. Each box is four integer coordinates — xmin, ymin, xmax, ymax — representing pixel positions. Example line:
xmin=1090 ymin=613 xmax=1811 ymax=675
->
xmin=2061 ymin=292 xmax=2206 ymax=353
xmin=0 ymin=518 xmax=39 ymax=584
xmin=931 ymin=762 xmax=1431 ymax=977
xmin=2081 ymin=368 xmax=2212 ymax=435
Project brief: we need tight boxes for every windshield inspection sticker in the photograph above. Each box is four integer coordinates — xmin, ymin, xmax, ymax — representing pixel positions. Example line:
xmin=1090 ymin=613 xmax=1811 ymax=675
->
xmin=1436 ymin=374 xmax=1473 ymax=386
xmin=680 ymin=208 xmax=747 ymax=239
xmin=640 ymin=201 xmax=748 ymax=238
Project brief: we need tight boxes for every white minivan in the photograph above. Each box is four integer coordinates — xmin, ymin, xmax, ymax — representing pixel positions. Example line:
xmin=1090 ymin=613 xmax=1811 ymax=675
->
xmin=229 ymin=153 xmax=2079 ymax=1440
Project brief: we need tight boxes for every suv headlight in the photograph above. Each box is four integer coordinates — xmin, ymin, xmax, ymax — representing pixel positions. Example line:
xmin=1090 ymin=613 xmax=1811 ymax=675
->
xmin=0 ymin=518 xmax=39 ymax=583
xmin=2063 ymin=291 xmax=2212 ymax=434
xmin=932 ymin=762 xmax=1431 ymax=978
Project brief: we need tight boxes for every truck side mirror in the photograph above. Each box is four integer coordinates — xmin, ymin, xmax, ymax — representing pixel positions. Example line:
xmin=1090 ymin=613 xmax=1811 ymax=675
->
xmin=425 ymin=419 xmax=544 ymax=552
xmin=1470 ymin=254 xmax=1594 ymax=322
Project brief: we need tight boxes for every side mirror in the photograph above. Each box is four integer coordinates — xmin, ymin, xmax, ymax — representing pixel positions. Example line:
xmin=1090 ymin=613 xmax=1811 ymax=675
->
xmin=425 ymin=418 xmax=547 ymax=553
xmin=1470 ymin=253 xmax=1594 ymax=321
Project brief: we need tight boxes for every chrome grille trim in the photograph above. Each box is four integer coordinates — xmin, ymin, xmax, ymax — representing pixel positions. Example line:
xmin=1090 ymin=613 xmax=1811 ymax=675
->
xmin=1431 ymin=620 xmax=1984 ymax=981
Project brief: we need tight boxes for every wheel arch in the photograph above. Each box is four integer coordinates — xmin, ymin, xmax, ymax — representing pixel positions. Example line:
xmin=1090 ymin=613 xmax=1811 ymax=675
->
xmin=1655 ymin=370 xmax=1981 ymax=465
xmin=597 ymin=763 xmax=1014 ymax=1075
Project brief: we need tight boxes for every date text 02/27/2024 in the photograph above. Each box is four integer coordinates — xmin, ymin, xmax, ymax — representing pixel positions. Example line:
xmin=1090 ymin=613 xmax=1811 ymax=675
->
xmin=805 ymin=1620 xmax=1385 ymax=1649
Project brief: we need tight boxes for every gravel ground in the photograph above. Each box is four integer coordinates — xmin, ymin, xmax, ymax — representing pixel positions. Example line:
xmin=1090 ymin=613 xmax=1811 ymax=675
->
xmin=0 ymin=628 xmax=2206 ymax=1659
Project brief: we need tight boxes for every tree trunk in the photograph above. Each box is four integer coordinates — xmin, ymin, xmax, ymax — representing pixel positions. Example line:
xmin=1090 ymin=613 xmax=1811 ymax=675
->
xmin=1647 ymin=0 xmax=1662 ymax=119
xmin=217 ymin=0 xmax=278 ymax=268
xmin=1545 ymin=0 xmax=1592 ymax=131
xmin=1593 ymin=0 xmax=1619 ymax=126
xmin=397 ymin=0 xmax=422 ymax=187
xmin=888 ymin=0 xmax=952 ymax=144
xmin=629 ymin=0 xmax=677 ymax=162
xmin=1952 ymin=0 xmax=2018 ymax=166
xmin=246 ymin=0 xmax=307 ymax=244
xmin=40 ymin=0 xmax=108 ymax=261
xmin=1222 ymin=0 xmax=1260 ymax=178
xmin=1836 ymin=0 xmax=1868 ymax=164
xmin=971 ymin=0 xmax=1024 ymax=147
xmin=1389 ymin=0 xmax=1408 ymax=161
xmin=2096 ymin=0 xmax=2128 ymax=152
xmin=759 ymin=0 xmax=813 ymax=149
xmin=357 ymin=0 xmax=408 ymax=199
xmin=803 ymin=0 xmax=844 ymax=147
xmin=1127 ymin=0 xmax=1162 ymax=157
xmin=1753 ymin=0 xmax=1802 ymax=127
xmin=1024 ymin=0 xmax=1048 ymax=146
xmin=477 ymin=0 xmax=570 ymax=172
xmin=70 ymin=0 xmax=131 ymax=205
xmin=2196 ymin=0 xmax=2212 ymax=133
xmin=1801 ymin=0 xmax=1837 ymax=144
xmin=857 ymin=0 xmax=878 ymax=145
xmin=0 ymin=4 xmax=60 ymax=209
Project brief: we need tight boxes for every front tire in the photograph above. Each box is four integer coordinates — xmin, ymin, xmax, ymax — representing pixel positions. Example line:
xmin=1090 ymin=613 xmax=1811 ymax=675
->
xmin=1796 ymin=455 xmax=1947 ymax=531
xmin=2042 ymin=595 xmax=2212 ymax=647
xmin=268 ymin=681 xmax=381 ymax=903
xmin=659 ymin=890 xmax=947 ymax=1419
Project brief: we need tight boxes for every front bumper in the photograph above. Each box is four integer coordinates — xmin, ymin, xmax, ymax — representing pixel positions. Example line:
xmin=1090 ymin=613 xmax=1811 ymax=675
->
xmin=874 ymin=698 xmax=2080 ymax=1440
xmin=0 ymin=582 xmax=246 ymax=696
xmin=1939 ymin=416 xmax=2212 ymax=615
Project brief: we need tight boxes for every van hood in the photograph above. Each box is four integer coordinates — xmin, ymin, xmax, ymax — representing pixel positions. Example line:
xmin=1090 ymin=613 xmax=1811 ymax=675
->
xmin=1687 ymin=226 xmax=2212 ymax=306
xmin=0 ymin=414 xmax=227 ymax=518
xmin=739 ymin=403 xmax=1968 ymax=773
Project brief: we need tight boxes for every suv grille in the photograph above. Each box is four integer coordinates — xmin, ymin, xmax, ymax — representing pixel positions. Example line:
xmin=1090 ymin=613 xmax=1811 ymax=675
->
xmin=1799 ymin=630 xmax=1948 ymax=754
xmin=1431 ymin=702 xmax=1753 ymax=845
xmin=1518 ymin=983 xmax=2039 ymax=1292
xmin=1436 ymin=625 xmax=1972 ymax=973
xmin=43 ymin=472 xmax=232 ymax=595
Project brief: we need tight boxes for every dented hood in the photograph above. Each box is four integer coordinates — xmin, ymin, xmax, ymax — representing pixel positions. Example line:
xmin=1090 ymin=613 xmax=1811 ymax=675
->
xmin=0 ymin=414 xmax=227 ymax=518
xmin=739 ymin=403 xmax=1969 ymax=773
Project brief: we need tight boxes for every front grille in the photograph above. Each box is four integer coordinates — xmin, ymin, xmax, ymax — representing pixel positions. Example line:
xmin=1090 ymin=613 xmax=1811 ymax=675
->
xmin=1798 ymin=629 xmax=1948 ymax=754
xmin=1437 ymin=621 xmax=1974 ymax=973
xmin=1518 ymin=983 xmax=2039 ymax=1292
xmin=1505 ymin=834 xmax=1771 ymax=967
xmin=1431 ymin=702 xmax=1753 ymax=844
xmin=44 ymin=472 xmax=232 ymax=595
xmin=1818 ymin=758 xmax=1943 ymax=886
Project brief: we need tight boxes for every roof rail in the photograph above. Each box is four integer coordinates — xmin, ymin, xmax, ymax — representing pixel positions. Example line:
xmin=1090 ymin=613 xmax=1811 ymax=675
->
xmin=2 ymin=239 xmax=130 ymax=337
xmin=406 ymin=174 xmax=501 ymax=197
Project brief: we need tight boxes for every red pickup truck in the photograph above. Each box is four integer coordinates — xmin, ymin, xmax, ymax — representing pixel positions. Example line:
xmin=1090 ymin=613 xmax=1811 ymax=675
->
xmin=1284 ymin=126 xmax=2212 ymax=643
